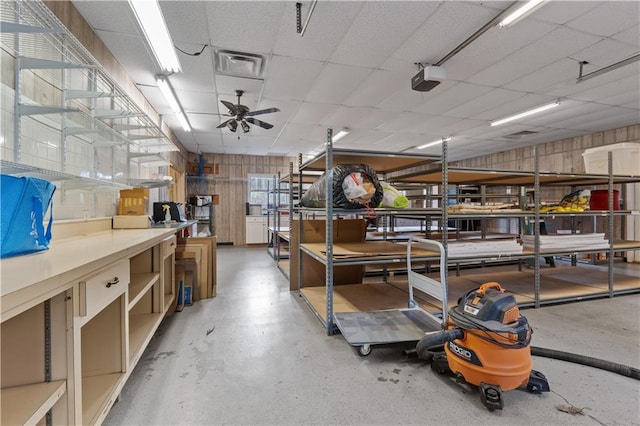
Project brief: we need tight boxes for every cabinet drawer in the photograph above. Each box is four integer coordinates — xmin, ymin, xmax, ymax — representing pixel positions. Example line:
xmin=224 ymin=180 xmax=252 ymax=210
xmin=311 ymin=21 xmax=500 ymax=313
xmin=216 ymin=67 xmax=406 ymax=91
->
xmin=78 ymin=259 xmax=129 ymax=320
xmin=246 ymin=216 xmax=266 ymax=224
xmin=161 ymin=235 xmax=177 ymax=257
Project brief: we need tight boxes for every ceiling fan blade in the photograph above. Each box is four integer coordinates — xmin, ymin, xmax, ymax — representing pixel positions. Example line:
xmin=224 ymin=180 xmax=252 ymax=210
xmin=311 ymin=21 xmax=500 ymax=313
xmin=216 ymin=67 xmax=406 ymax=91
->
xmin=216 ymin=118 xmax=233 ymax=129
xmin=220 ymin=100 xmax=238 ymax=115
xmin=246 ymin=107 xmax=280 ymax=117
xmin=246 ymin=117 xmax=274 ymax=130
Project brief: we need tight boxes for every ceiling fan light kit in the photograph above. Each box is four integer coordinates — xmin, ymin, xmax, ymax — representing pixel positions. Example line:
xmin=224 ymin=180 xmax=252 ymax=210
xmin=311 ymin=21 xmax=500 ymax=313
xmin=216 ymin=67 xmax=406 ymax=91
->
xmin=128 ymin=0 xmax=182 ymax=73
xmin=217 ymin=90 xmax=280 ymax=133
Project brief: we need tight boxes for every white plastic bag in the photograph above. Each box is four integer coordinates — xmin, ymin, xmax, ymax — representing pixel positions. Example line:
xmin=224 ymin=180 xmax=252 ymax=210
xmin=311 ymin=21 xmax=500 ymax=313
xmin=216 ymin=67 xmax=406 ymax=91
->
xmin=342 ymin=172 xmax=369 ymax=202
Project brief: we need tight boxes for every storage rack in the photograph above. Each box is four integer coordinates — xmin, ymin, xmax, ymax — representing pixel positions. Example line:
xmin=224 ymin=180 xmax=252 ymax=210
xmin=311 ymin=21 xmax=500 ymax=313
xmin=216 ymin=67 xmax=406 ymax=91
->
xmin=268 ymin=164 xmax=324 ymax=278
xmin=295 ymin=134 xmax=440 ymax=334
xmin=294 ymin=132 xmax=640 ymax=337
xmin=389 ymin=140 xmax=640 ymax=308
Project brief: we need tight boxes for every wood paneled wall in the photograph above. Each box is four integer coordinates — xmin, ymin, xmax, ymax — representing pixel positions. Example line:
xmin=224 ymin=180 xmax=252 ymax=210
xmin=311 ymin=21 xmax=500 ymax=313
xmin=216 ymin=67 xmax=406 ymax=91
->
xmin=187 ymin=153 xmax=295 ymax=245
xmin=453 ymin=125 xmax=639 ymax=172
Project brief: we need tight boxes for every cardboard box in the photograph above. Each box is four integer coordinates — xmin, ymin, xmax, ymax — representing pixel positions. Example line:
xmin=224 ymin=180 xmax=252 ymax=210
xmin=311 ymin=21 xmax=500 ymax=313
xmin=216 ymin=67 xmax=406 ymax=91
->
xmin=112 ymin=215 xmax=150 ymax=229
xmin=289 ymin=219 xmax=366 ymax=291
xmin=119 ymin=187 xmax=149 ymax=215
xmin=177 ymin=236 xmax=217 ymax=298
xmin=188 ymin=162 xmax=219 ymax=175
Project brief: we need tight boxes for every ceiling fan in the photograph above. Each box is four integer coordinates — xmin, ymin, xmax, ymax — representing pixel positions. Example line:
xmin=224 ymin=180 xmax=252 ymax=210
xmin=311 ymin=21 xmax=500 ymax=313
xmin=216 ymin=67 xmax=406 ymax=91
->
xmin=216 ymin=90 xmax=280 ymax=133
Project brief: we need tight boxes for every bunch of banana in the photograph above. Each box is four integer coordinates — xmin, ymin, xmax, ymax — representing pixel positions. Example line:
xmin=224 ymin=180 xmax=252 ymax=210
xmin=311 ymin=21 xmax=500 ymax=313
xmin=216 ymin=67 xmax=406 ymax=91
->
xmin=539 ymin=204 xmax=585 ymax=213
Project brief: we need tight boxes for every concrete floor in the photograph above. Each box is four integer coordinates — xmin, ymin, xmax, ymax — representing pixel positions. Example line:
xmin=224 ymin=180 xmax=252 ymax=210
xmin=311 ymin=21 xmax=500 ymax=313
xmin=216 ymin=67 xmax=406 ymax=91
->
xmin=105 ymin=246 xmax=640 ymax=425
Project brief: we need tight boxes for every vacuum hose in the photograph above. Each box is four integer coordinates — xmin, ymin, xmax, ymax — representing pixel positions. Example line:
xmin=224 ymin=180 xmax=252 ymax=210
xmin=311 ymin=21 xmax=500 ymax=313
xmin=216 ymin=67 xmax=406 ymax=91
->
xmin=415 ymin=328 xmax=464 ymax=360
xmin=531 ymin=346 xmax=640 ymax=381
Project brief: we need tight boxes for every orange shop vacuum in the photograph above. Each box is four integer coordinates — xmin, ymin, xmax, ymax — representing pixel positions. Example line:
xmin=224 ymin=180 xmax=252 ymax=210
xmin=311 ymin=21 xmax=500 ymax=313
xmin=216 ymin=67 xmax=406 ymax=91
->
xmin=415 ymin=282 xmax=550 ymax=410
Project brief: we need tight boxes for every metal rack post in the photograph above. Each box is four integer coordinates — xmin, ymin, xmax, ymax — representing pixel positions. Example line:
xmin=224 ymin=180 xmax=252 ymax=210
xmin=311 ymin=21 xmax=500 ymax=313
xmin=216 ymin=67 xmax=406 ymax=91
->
xmin=325 ymin=128 xmax=335 ymax=335
xmin=534 ymin=146 xmax=541 ymax=308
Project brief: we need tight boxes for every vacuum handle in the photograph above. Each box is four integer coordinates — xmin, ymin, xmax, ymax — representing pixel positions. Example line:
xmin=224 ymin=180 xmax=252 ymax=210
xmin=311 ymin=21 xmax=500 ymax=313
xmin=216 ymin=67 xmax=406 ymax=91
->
xmin=478 ymin=282 xmax=503 ymax=295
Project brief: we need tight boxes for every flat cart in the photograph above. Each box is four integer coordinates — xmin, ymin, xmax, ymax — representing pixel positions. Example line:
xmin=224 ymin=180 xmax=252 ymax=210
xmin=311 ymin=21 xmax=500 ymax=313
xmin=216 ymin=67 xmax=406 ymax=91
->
xmin=333 ymin=237 xmax=448 ymax=356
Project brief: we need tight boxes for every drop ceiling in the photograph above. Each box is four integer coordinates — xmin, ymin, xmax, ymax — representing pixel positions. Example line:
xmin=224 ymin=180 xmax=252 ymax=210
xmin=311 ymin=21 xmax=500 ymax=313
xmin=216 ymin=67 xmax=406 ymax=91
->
xmin=70 ymin=1 xmax=639 ymax=161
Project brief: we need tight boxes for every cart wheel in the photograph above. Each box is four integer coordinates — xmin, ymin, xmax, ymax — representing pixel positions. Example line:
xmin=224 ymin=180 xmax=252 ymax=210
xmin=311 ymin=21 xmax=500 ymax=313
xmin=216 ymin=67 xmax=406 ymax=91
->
xmin=358 ymin=344 xmax=372 ymax=356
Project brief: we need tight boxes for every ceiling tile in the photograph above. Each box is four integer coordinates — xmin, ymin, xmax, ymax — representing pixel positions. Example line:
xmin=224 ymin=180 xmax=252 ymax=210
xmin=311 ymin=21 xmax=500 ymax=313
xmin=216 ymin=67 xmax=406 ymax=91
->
xmin=262 ymin=56 xmax=324 ymax=101
xmin=342 ymin=69 xmax=406 ymax=107
xmin=531 ymin=1 xmax=600 ymax=25
xmin=71 ymin=1 xmax=137 ymax=34
xmin=467 ymin=27 xmax=602 ymax=87
xmin=411 ymin=82 xmax=494 ymax=115
xmin=273 ymin=1 xmax=363 ymax=61
xmin=289 ymin=102 xmax=337 ymax=125
xmin=598 ymin=90 xmax=640 ymax=108
xmin=329 ymin=2 xmax=440 ymax=68
xmin=94 ymin=30 xmax=157 ymax=85
xmin=203 ymin=1 xmax=285 ymax=54
xmin=442 ymin=19 xmax=557 ymax=82
xmin=378 ymin=90 xmax=438 ymax=113
xmin=320 ymin=106 xmax=374 ymax=128
xmin=373 ymin=112 xmax=432 ymax=132
xmin=612 ymin=24 xmax=640 ymax=46
xmin=214 ymin=75 xmax=264 ymax=98
xmin=304 ymin=63 xmax=373 ymax=104
xmin=444 ymin=88 xmax=527 ymax=119
xmin=565 ymin=2 xmax=640 ymax=37
xmin=169 ymin=48 xmax=215 ymax=92
xmin=406 ymin=115 xmax=460 ymax=134
xmin=161 ymin=1 xmax=211 ymax=46
xmin=178 ymin=90 xmax=218 ymax=116
xmin=569 ymin=39 xmax=640 ymax=68
xmin=502 ymin=58 xmax=577 ymax=94
xmin=544 ymin=62 xmax=639 ymax=98
xmin=571 ymin=74 xmax=640 ymax=103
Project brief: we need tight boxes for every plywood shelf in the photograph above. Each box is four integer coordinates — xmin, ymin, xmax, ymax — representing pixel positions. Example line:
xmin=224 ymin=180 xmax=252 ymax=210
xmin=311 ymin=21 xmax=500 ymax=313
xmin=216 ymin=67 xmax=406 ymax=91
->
xmin=82 ymin=373 xmax=123 ymax=426
xmin=164 ymin=293 xmax=175 ymax=313
xmin=129 ymin=313 xmax=164 ymax=366
xmin=1 ymin=380 xmax=66 ymax=426
xmin=128 ymin=272 xmax=160 ymax=309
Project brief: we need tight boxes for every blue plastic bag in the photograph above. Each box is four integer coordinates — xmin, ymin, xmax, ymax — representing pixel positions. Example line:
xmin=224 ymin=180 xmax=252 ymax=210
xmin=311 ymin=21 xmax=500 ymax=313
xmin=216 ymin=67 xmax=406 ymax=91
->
xmin=1 ymin=174 xmax=56 ymax=258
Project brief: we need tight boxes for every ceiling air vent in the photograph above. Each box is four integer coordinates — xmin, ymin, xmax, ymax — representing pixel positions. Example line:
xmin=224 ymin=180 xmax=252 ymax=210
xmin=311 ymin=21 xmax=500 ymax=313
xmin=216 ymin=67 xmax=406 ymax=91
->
xmin=215 ymin=50 xmax=265 ymax=79
xmin=504 ymin=130 xmax=538 ymax=140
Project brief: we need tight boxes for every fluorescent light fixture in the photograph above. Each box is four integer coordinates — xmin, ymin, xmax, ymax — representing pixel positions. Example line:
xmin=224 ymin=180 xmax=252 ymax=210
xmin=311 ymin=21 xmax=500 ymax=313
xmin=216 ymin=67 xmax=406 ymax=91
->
xmin=175 ymin=111 xmax=191 ymax=132
xmin=332 ymin=128 xmax=350 ymax=143
xmin=490 ymin=101 xmax=560 ymax=126
xmin=498 ymin=0 xmax=547 ymax=27
xmin=416 ymin=137 xmax=451 ymax=150
xmin=156 ymin=75 xmax=191 ymax=132
xmin=129 ymin=0 xmax=181 ymax=73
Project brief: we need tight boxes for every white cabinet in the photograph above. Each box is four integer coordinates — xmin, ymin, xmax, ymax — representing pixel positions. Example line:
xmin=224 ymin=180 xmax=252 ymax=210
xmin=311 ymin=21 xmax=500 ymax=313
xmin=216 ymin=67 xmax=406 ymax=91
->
xmin=246 ymin=216 xmax=268 ymax=244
